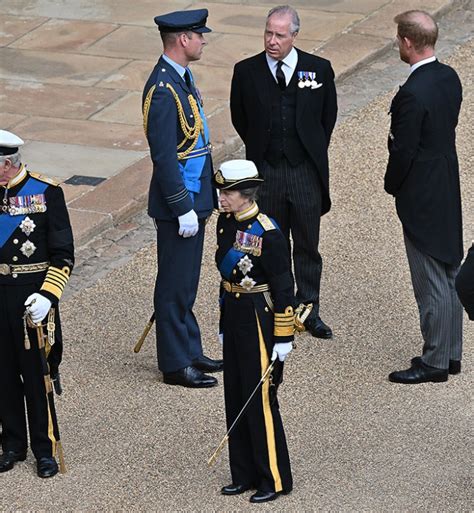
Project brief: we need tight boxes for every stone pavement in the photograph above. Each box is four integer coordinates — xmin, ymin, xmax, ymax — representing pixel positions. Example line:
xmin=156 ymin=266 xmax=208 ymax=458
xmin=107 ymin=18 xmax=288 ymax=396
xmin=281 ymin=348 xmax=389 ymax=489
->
xmin=0 ymin=26 xmax=472 ymax=511
xmin=0 ymin=0 xmax=468 ymax=246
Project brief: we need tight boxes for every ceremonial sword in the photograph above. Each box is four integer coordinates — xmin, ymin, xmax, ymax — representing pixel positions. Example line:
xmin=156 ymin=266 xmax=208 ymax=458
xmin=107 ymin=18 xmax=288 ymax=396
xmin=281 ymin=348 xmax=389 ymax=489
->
xmin=207 ymin=360 xmax=275 ymax=466
xmin=133 ymin=312 xmax=155 ymax=353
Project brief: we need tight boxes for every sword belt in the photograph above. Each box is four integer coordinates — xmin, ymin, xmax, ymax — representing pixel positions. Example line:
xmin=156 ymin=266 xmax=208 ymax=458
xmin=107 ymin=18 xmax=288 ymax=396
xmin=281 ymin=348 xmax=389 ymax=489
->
xmin=222 ymin=279 xmax=270 ymax=294
xmin=0 ymin=261 xmax=49 ymax=276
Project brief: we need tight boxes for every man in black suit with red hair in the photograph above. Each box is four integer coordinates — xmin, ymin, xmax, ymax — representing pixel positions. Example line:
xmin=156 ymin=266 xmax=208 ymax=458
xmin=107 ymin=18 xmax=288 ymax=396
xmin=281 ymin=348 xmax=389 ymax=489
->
xmin=230 ymin=5 xmax=338 ymax=339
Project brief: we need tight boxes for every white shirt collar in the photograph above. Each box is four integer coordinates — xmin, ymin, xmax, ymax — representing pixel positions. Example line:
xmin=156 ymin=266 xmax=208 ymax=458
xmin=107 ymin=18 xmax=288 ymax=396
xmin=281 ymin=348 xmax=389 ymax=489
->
xmin=410 ymin=55 xmax=436 ymax=74
xmin=266 ymin=47 xmax=298 ymax=71
xmin=162 ymin=53 xmax=186 ymax=79
xmin=266 ymin=47 xmax=298 ymax=85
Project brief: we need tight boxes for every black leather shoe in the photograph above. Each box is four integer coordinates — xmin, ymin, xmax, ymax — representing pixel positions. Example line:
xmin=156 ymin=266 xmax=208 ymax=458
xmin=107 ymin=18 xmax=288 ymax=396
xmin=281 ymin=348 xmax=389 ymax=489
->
xmin=305 ymin=317 xmax=333 ymax=339
xmin=37 ymin=456 xmax=58 ymax=478
xmin=50 ymin=371 xmax=63 ymax=395
xmin=221 ymin=483 xmax=252 ymax=495
xmin=163 ymin=366 xmax=218 ymax=388
xmin=411 ymin=357 xmax=461 ymax=376
xmin=249 ymin=490 xmax=280 ymax=503
xmin=389 ymin=359 xmax=448 ymax=384
xmin=192 ymin=355 xmax=224 ymax=373
xmin=0 ymin=450 xmax=27 ymax=472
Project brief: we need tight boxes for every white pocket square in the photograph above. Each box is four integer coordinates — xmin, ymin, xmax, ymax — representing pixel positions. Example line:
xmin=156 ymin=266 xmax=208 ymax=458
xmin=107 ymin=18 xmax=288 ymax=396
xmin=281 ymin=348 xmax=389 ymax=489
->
xmin=311 ymin=82 xmax=323 ymax=89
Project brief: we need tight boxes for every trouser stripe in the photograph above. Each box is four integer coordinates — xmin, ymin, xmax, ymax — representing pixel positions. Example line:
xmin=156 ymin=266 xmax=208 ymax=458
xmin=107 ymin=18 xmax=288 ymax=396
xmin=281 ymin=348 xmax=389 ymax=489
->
xmin=256 ymin=313 xmax=282 ymax=493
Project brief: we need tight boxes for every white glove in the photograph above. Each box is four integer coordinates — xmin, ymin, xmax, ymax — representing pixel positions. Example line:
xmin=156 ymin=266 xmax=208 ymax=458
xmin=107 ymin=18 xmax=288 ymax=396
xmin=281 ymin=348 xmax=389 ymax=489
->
xmin=178 ymin=209 xmax=199 ymax=238
xmin=24 ymin=293 xmax=52 ymax=323
xmin=271 ymin=342 xmax=293 ymax=362
xmin=218 ymin=333 xmax=224 ymax=345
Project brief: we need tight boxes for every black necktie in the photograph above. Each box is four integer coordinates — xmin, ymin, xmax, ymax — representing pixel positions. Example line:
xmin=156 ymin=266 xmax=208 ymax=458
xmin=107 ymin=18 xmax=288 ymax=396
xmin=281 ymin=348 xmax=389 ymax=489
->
xmin=276 ymin=61 xmax=286 ymax=90
xmin=184 ymin=69 xmax=192 ymax=89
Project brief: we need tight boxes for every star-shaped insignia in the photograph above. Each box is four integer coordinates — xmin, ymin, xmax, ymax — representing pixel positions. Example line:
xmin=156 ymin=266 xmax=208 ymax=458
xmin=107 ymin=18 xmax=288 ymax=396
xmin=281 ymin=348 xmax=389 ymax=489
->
xmin=240 ymin=275 xmax=256 ymax=291
xmin=20 ymin=240 xmax=37 ymax=258
xmin=20 ymin=216 xmax=36 ymax=236
xmin=237 ymin=255 xmax=253 ymax=275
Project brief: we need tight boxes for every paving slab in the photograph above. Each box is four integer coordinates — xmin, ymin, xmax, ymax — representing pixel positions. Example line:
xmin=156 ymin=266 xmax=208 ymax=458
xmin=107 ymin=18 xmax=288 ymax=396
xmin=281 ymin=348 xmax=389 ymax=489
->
xmin=9 ymin=18 xmax=119 ymax=52
xmin=96 ymin=60 xmax=155 ymax=91
xmin=0 ymin=47 xmax=130 ymax=86
xmin=0 ymin=0 xmax=191 ymax=25
xmin=21 ymin=141 xmax=146 ymax=179
xmin=15 ymin=116 xmax=147 ymax=150
xmin=90 ymin=91 xmax=143 ymax=125
xmin=0 ymin=79 xmax=125 ymax=119
xmin=83 ymin=25 xmax=161 ymax=60
xmin=0 ymin=14 xmax=47 ymax=46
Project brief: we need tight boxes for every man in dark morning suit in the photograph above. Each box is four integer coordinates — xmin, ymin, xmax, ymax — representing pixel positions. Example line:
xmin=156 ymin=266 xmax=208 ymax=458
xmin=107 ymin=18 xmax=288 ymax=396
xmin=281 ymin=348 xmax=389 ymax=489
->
xmin=385 ymin=11 xmax=464 ymax=384
xmin=142 ymin=9 xmax=223 ymax=388
xmin=230 ymin=5 xmax=337 ymax=339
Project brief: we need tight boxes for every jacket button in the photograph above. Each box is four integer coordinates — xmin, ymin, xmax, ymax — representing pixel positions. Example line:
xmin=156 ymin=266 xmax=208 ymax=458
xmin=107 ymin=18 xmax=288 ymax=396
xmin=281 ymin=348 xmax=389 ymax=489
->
xmin=13 ymin=238 xmax=19 ymax=244
xmin=219 ymin=228 xmax=224 ymax=234
xmin=232 ymin=269 xmax=237 ymax=275
xmin=235 ymin=293 xmax=240 ymax=298
xmin=12 ymin=256 xmax=18 ymax=261
xmin=265 ymin=307 xmax=269 ymax=312
xmin=12 ymin=273 xmax=18 ymax=278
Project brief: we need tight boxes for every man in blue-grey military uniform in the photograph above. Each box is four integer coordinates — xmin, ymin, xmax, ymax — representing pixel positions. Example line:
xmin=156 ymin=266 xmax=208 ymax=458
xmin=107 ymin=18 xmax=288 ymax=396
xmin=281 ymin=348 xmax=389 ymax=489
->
xmin=142 ymin=9 xmax=223 ymax=388
xmin=0 ymin=130 xmax=73 ymax=477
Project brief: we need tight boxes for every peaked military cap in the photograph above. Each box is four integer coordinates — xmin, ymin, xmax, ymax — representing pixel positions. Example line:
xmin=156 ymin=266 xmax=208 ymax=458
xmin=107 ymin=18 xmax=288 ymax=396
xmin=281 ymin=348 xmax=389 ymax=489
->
xmin=0 ymin=129 xmax=24 ymax=156
xmin=213 ymin=159 xmax=264 ymax=190
xmin=154 ymin=9 xmax=212 ymax=33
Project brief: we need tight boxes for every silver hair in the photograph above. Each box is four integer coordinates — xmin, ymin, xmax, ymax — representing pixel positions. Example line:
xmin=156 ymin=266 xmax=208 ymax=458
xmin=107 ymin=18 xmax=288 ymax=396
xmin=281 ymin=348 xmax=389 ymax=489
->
xmin=0 ymin=151 xmax=21 ymax=167
xmin=238 ymin=187 xmax=259 ymax=202
xmin=267 ymin=5 xmax=300 ymax=34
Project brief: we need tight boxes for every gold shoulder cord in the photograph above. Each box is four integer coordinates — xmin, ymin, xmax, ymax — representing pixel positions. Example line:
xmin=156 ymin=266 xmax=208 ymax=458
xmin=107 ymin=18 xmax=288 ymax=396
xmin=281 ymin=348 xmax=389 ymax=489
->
xmin=142 ymin=84 xmax=156 ymax=136
xmin=143 ymin=83 xmax=203 ymax=159
xmin=166 ymin=84 xmax=203 ymax=159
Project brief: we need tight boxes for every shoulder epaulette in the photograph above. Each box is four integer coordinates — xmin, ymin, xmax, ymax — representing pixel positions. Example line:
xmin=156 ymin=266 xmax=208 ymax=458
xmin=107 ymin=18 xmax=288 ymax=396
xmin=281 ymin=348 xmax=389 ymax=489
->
xmin=257 ymin=213 xmax=276 ymax=231
xmin=28 ymin=171 xmax=59 ymax=186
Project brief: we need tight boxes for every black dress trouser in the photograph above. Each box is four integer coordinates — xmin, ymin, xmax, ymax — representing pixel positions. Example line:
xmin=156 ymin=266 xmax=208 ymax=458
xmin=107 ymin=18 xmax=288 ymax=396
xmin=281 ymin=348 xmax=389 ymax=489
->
xmin=0 ymin=283 xmax=58 ymax=459
xmin=259 ymin=158 xmax=323 ymax=317
xmin=223 ymin=291 xmax=292 ymax=493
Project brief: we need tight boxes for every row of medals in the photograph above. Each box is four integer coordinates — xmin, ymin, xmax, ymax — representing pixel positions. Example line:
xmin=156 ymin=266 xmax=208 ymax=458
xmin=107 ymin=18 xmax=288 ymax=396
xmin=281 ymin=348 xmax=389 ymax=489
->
xmin=297 ymin=71 xmax=319 ymax=89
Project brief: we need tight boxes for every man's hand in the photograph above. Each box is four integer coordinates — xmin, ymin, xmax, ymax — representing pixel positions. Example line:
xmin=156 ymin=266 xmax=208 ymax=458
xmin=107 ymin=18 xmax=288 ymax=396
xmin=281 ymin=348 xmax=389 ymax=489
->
xmin=178 ymin=209 xmax=199 ymax=238
xmin=24 ymin=293 xmax=52 ymax=323
xmin=271 ymin=342 xmax=293 ymax=362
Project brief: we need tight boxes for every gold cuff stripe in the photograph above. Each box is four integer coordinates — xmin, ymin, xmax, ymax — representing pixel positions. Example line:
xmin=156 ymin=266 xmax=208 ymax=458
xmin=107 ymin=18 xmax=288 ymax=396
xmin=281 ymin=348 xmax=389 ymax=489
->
xmin=41 ymin=282 xmax=63 ymax=300
xmin=44 ymin=277 xmax=66 ymax=290
xmin=46 ymin=272 xmax=68 ymax=284
xmin=142 ymin=84 xmax=156 ymax=136
xmin=274 ymin=325 xmax=295 ymax=337
xmin=256 ymin=312 xmax=283 ymax=493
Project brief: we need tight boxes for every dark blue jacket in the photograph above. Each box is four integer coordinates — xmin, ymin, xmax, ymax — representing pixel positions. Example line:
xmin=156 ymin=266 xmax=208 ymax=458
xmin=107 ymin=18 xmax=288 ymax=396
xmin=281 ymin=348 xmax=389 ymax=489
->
xmin=143 ymin=56 xmax=216 ymax=220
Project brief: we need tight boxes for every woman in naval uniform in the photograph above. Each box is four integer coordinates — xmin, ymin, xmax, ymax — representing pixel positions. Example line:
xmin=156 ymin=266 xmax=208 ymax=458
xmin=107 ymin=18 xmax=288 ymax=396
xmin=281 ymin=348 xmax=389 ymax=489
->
xmin=214 ymin=159 xmax=294 ymax=504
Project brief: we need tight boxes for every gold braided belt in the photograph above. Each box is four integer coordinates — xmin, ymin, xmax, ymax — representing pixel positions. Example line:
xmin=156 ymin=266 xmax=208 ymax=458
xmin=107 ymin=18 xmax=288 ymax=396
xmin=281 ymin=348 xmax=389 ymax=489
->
xmin=222 ymin=279 xmax=270 ymax=294
xmin=0 ymin=261 xmax=49 ymax=276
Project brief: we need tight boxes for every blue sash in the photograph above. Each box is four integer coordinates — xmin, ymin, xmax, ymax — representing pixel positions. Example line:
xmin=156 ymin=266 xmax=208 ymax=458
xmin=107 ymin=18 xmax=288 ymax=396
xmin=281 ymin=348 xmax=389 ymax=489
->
xmin=178 ymin=69 xmax=210 ymax=201
xmin=219 ymin=221 xmax=264 ymax=280
xmin=0 ymin=177 xmax=48 ymax=248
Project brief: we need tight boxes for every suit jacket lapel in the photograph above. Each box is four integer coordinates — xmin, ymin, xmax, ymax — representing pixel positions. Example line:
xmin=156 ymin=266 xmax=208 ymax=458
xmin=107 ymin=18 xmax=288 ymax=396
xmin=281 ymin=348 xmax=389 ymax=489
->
xmin=251 ymin=52 xmax=273 ymax=112
xmin=295 ymin=49 xmax=311 ymax=122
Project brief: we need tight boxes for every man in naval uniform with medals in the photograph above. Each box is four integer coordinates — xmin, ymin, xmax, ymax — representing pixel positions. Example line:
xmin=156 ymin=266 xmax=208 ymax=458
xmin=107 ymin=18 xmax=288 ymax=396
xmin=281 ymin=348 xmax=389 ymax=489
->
xmin=143 ymin=9 xmax=223 ymax=388
xmin=0 ymin=130 xmax=74 ymax=478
